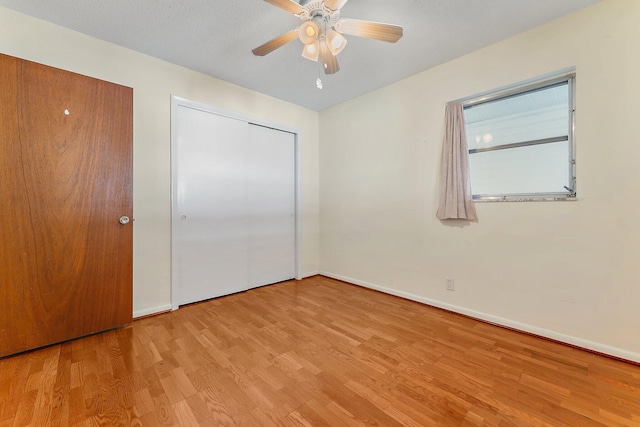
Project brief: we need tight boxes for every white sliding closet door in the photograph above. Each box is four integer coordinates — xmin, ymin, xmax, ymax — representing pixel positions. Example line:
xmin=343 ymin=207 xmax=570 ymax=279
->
xmin=247 ymin=124 xmax=296 ymax=289
xmin=172 ymin=102 xmax=296 ymax=308
xmin=174 ymin=106 xmax=250 ymax=305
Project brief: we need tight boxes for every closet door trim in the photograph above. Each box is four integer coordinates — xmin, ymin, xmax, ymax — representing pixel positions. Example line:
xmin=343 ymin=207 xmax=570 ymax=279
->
xmin=170 ymin=96 xmax=302 ymax=310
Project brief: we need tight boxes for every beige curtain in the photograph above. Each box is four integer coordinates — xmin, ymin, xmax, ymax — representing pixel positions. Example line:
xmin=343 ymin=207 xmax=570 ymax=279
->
xmin=436 ymin=103 xmax=477 ymax=220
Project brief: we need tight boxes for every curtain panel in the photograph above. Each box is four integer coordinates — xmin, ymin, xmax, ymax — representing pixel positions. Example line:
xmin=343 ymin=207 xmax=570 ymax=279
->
xmin=436 ymin=103 xmax=477 ymax=220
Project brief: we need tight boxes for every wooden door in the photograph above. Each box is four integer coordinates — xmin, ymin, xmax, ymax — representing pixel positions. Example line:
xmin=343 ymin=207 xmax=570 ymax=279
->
xmin=0 ymin=54 xmax=133 ymax=357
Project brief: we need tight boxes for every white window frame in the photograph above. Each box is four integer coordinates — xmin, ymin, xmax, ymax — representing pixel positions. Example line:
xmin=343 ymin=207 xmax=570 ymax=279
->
xmin=463 ymin=72 xmax=576 ymax=202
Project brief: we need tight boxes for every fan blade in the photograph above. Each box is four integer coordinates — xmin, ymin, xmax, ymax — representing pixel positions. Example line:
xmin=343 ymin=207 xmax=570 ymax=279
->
xmin=252 ymin=30 xmax=299 ymax=56
xmin=324 ymin=0 xmax=348 ymax=11
xmin=264 ymin=0 xmax=304 ymax=14
xmin=335 ymin=18 xmax=403 ymax=43
xmin=319 ymin=40 xmax=340 ymax=74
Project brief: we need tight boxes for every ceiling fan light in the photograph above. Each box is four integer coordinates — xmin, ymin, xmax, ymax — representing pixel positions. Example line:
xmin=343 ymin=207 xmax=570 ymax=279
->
xmin=298 ymin=21 xmax=319 ymax=45
xmin=326 ymin=29 xmax=347 ymax=55
xmin=302 ymin=40 xmax=320 ymax=61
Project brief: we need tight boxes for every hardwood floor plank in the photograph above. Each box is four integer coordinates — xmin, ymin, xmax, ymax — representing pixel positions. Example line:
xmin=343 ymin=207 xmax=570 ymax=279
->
xmin=194 ymin=387 xmax=236 ymax=426
xmin=284 ymin=411 xmax=322 ymax=427
xmin=11 ymin=388 xmax=38 ymax=426
xmin=172 ymin=400 xmax=200 ymax=427
xmin=1 ymin=276 xmax=640 ymax=426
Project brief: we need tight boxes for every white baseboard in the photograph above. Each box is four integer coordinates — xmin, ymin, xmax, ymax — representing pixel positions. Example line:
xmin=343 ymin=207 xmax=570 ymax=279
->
xmin=133 ymin=304 xmax=173 ymax=319
xmin=299 ymin=271 xmax=320 ymax=279
xmin=319 ymin=271 xmax=640 ymax=364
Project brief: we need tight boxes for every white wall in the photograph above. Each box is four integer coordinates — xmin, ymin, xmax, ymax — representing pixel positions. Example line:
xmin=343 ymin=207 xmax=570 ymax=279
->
xmin=0 ymin=6 xmax=320 ymax=317
xmin=319 ymin=0 xmax=640 ymax=362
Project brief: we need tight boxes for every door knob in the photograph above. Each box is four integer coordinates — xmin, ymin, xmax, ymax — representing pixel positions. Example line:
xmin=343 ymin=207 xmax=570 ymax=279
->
xmin=119 ymin=216 xmax=130 ymax=225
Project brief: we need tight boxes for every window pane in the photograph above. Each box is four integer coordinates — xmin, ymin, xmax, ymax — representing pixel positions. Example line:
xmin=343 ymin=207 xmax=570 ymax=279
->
xmin=465 ymin=83 xmax=569 ymax=151
xmin=468 ymin=141 xmax=570 ymax=195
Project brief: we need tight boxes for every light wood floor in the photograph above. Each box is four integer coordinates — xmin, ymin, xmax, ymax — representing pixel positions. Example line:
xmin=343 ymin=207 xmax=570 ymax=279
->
xmin=1 ymin=276 xmax=639 ymax=426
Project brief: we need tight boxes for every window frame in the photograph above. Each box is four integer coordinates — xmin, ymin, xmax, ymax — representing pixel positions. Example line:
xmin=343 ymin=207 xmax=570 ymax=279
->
xmin=462 ymin=73 xmax=577 ymax=202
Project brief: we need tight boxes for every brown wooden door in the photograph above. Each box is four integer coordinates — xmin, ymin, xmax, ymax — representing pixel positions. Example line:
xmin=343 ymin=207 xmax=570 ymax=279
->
xmin=0 ymin=54 xmax=133 ymax=358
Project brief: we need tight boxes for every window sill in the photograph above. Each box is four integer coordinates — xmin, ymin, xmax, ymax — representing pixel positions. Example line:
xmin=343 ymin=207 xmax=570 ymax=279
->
xmin=473 ymin=196 xmax=578 ymax=202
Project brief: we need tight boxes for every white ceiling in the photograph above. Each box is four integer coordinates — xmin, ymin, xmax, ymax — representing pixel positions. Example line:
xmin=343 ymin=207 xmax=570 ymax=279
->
xmin=0 ymin=0 xmax=600 ymax=111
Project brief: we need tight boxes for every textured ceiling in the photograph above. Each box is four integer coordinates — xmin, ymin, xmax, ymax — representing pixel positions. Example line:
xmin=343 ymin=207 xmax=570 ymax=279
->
xmin=0 ymin=0 xmax=600 ymax=111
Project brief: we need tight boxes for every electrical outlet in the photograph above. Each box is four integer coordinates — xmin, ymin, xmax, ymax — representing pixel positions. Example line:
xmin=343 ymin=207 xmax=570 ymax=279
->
xmin=446 ymin=278 xmax=455 ymax=291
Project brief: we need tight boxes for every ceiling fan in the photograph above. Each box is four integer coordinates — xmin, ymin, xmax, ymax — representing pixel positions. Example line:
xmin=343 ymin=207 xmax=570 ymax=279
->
xmin=252 ymin=0 xmax=403 ymax=74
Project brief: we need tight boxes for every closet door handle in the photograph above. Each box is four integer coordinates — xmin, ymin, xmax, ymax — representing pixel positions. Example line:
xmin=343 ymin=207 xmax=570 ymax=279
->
xmin=119 ymin=216 xmax=130 ymax=225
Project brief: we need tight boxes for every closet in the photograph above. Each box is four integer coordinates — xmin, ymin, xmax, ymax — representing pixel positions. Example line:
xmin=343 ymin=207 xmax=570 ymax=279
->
xmin=171 ymin=100 xmax=296 ymax=308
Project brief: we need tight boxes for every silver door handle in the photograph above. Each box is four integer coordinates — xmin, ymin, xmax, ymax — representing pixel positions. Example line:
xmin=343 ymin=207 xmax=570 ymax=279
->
xmin=119 ymin=216 xmax=130 ymax=225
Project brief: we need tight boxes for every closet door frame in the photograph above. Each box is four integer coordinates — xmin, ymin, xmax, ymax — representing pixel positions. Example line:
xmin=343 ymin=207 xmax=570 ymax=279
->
xmin=170 ymin=96 xmax=302 ymax=310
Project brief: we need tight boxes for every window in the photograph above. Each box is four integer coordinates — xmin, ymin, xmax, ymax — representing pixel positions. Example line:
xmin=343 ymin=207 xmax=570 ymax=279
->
xmin=463 ymin=73 xmax=576 ymax=201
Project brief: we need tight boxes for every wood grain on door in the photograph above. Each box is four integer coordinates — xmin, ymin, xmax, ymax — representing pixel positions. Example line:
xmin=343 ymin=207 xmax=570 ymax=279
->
xmin=0 ymin=54 xmax=133 ymax=357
